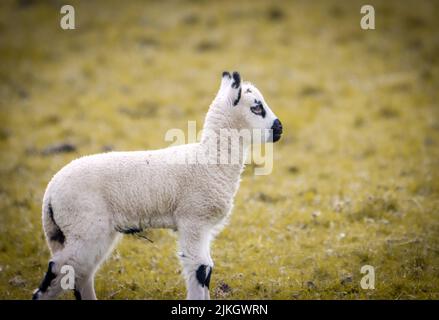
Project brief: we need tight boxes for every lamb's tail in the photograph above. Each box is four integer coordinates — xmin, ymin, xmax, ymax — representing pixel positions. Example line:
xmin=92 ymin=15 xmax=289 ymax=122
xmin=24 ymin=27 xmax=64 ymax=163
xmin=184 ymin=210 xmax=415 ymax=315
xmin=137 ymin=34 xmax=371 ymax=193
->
xmin=42 ymin=199 xmax=65 ymax=253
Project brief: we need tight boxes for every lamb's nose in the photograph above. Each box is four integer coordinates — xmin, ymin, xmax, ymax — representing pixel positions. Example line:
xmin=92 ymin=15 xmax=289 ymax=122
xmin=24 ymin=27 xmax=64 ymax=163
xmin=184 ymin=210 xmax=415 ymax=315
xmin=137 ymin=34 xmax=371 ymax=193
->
xmin=272 ymin=119 xmax=283 ymax=133
xmin=271 ymin=119 xmax=283 ymax=142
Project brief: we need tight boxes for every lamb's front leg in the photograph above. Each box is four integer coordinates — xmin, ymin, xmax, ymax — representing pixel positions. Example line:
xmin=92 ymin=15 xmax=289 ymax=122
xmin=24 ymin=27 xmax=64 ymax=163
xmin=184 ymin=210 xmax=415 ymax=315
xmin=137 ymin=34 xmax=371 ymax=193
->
xmin=178 ymin=226 xmax=213 ymax=300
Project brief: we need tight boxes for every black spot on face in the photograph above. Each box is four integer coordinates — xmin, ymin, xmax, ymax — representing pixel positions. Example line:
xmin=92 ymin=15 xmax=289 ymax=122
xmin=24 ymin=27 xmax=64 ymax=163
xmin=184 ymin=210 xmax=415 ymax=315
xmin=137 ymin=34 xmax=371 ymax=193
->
xmin=245 ymin=88 xmax=252 ymax=93
xmin=250 ymin=99 xmax=266 ymax=118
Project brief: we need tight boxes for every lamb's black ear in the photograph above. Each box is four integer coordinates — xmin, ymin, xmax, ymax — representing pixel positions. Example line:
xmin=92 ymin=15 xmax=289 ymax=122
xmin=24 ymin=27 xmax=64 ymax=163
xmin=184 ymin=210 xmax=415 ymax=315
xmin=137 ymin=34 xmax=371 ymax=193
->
xmin=222 ymin=71 xmax=231 ymax=79
xmin=231 ymin=71 xmax=241 ymax=89
xmin=231 ymin=71 xmax=242 ymax=106
xmin=219 ymin=71 xmax=231 ymax=91
xmin=219 ymin=71 xmax=242 ymax=106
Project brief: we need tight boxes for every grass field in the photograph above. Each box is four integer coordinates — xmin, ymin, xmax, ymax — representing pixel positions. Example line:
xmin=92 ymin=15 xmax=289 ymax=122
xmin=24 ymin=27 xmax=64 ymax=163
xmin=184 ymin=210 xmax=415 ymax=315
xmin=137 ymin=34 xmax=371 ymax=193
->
xmin=0 ymin=0 xmax=438 ymax=299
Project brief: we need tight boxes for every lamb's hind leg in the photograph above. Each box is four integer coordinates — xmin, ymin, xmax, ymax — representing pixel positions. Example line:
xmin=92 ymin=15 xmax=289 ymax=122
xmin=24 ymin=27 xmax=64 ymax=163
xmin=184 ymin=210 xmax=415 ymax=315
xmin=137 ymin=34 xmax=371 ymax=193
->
xmin=32 ymin=247 xmax=81 ymax=300
xmin=178 ymin=224 xmax=213 ymax=300
xmin=71 ymin=232 xmax=121 ymax=300
xmin=33 ymin=229 xmax=120 ymax=300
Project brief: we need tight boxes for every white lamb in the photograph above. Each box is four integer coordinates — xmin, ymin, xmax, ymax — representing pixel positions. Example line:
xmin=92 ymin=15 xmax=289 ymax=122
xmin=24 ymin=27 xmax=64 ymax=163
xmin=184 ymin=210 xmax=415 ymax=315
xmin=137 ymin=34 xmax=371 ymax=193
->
xmin=33 ymin=71 xmax=283 ymax=300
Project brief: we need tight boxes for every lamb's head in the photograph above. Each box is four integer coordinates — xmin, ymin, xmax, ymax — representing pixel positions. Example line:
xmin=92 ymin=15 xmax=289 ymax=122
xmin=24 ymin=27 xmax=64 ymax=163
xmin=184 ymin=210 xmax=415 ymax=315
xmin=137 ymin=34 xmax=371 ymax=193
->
xmin=216 ymin=71 xmax=283 ymax=143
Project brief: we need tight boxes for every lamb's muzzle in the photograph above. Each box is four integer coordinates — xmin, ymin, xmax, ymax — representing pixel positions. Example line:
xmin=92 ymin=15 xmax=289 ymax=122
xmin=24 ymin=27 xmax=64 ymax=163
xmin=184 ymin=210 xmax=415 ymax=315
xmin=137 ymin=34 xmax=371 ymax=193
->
xmin=271 ymin=118 xmax=283 ymax=142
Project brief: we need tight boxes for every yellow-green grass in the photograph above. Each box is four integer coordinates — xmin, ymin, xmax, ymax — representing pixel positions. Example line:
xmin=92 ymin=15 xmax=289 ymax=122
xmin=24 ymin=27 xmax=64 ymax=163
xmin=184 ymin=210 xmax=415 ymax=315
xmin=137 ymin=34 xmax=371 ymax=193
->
xmin=0 ymin=0 xmax=438 ymax=299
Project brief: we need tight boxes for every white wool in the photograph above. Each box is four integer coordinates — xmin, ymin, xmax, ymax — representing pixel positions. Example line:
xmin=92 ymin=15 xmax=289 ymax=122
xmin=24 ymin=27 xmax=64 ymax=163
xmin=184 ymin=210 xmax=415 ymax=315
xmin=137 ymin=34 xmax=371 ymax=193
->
xmin=34 ymin=72 xmax=281 ymax=300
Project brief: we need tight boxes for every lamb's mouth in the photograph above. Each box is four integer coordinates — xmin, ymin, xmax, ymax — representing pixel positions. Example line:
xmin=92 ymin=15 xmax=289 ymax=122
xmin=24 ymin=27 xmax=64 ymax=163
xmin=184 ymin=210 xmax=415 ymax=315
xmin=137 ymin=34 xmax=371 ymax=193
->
xmin=272 ymin=132 xmax=282 ymax=143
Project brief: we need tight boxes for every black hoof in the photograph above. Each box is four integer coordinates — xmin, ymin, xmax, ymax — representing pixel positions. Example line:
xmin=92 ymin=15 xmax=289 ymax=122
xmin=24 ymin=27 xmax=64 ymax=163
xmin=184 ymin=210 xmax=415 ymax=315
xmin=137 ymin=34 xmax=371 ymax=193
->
xmin=32 ymin=290 xmax=41 ymax=300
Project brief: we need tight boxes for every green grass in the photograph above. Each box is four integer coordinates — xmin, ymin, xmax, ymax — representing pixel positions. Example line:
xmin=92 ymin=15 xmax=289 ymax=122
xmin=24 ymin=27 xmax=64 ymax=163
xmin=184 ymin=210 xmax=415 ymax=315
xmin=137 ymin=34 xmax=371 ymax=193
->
xmin=0 ymin=0 xmax=438 ymax=299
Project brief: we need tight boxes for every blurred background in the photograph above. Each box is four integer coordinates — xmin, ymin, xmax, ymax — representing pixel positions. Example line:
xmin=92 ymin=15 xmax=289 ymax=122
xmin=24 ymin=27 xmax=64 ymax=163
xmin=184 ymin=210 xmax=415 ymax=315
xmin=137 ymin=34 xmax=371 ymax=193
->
xmin=0 ymin=0 xmax=438 ymax=299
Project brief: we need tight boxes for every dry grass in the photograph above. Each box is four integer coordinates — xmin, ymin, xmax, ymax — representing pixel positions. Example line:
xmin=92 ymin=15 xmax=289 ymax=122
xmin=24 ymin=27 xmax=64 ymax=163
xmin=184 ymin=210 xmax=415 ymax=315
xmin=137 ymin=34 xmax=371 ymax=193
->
xmin=0 ymin=0 xmax=438 ymax=299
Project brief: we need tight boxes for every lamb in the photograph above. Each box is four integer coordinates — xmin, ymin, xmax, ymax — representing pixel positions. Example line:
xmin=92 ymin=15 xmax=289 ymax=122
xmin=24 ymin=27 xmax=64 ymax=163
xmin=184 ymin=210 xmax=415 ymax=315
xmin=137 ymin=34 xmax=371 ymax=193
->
xmin=32 ymin=71 xmax=283 ymax=300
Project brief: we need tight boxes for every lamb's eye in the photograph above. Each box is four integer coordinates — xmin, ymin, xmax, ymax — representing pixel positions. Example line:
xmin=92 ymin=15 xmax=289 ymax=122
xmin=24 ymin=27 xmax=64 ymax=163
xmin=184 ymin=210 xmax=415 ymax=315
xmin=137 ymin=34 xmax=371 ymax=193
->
xmin=250 ymin=100 xmax=266 ymax=118
xmin=250 ymin=105 xmax=263 ymax=115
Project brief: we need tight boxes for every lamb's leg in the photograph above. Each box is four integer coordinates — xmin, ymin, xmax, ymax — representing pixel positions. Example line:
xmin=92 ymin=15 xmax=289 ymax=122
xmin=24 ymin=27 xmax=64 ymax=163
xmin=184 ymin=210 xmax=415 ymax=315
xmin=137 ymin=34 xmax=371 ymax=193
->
xmin=71 ymin=231 xmax=121 ymax=300
xmin=32 ymin=260 xmax=64 ymax=300
xmin=33 ymin=225 xmax=119 ymax=300
xmin=74 ymin=274 xmax=96 ymax=300
xmin=33 ymin=246 xmax=100 ymax=300
xmin=178 ymin=227 xmax=213 ymax=300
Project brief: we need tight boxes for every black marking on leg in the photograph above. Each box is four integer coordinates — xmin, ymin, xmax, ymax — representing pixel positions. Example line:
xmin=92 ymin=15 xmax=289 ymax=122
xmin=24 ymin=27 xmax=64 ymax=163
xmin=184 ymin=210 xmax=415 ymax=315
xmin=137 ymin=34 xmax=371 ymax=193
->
xmin=32 ymin=290 xmax=41 ymax=300
xmin=196 ymin=265 xmax=212 ymax=288
xmin=222 ymin=71 xmax=231 ymax=79
xmin=232 ymin=71 xmax=241 ymax=88
xmin=233 ymin=88 xmax=242 ymax=106
xmin=38 ymin=261 xmax=56 ymax=293
xmin=48 ymin=202 xmax=65 ymax=244
xmin=74 ymin=287 xmax=82 ymax=300
xmin=196 ymin=265 xmax=207 ymax=288
xmin=205 ymin=267 xmax=212 ymax=289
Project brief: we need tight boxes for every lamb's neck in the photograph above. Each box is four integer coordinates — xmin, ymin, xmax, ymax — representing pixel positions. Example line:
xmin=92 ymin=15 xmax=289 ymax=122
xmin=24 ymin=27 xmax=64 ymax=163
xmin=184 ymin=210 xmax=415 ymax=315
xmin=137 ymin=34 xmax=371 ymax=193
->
xmin=198 ymin=101 xmax=251 ymax=187
xmin=201 ymin=102 xmax=233 ymax=140
xmin=199 ymin=139 xmax=247 ymax=195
